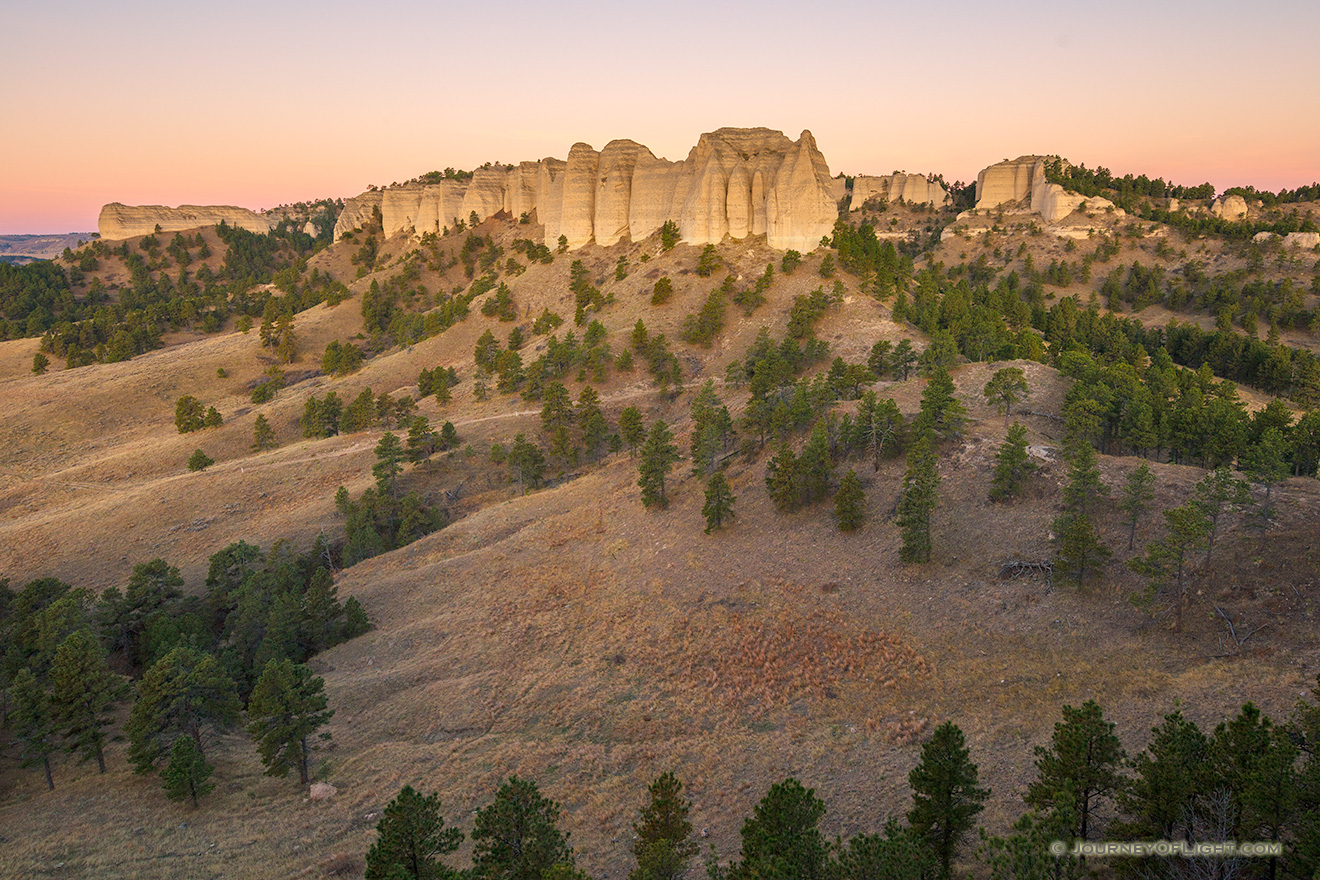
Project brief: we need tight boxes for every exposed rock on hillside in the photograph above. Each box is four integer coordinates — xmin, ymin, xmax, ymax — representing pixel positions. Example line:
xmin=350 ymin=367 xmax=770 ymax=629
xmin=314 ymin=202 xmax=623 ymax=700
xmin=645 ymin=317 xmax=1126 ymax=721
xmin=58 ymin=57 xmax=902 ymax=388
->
xmin=98 ymin=203 xmax=272 ymax=241
xmin=336 ymin=128 xmax=841 ymax=252
xmin=1210 ymin=193 xmax=1249 ymax=221
xmin=850 ymin=173 xmax=949 ymax=209
xmin=974 ymin=156 xmax=1119 ymax=223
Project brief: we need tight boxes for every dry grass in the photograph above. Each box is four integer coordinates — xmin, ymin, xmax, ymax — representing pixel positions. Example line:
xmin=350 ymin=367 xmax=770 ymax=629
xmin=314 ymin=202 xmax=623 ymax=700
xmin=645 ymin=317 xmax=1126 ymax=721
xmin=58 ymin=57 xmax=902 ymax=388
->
xmin=2 ymin=218 xmax=1318 ymax=878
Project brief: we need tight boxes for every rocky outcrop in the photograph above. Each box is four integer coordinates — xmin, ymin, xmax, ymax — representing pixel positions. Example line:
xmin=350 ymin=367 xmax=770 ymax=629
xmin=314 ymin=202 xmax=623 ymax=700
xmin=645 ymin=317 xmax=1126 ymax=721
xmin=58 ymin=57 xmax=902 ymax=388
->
xmin=1285 ymin=232 xmax=1320 ymax=249
xmin=975 ymin=157 xmax=1048 ymax=210
xmin=338 ymin=127 xmax=841 ymax=252
xmin=97 ymin=203 xmax=272 ymax=241
xmin=335 ymin=191 xmax=384 ymax=237
xmin=974 ymin=156 xmax=1119 ymax=224
xmin=851 ymin=174 xmax=950 ymax=209
xmin=1211 ymin=194 xmax=1249 ymax=221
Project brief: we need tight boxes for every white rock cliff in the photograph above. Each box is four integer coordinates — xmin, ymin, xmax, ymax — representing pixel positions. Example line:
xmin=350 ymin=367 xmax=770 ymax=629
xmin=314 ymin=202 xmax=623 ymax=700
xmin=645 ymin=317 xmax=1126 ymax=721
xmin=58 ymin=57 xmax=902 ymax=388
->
xmin=98 ymin=203 xmax=273 ymax=241
xmin=335 ymin=128 xmax=842 ymax=252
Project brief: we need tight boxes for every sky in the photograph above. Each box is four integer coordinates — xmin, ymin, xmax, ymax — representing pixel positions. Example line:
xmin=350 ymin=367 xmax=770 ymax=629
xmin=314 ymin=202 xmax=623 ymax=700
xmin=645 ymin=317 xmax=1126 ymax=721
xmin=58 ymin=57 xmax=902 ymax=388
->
xmin=2 ymin=0 xmax=1318 ymax=234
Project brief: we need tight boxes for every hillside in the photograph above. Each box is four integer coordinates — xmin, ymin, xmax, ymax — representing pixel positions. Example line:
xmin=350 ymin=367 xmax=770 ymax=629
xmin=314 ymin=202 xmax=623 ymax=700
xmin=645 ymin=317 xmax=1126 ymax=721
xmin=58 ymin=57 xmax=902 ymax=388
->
xmin=2 ymin=172 xmax=1320 ymax=879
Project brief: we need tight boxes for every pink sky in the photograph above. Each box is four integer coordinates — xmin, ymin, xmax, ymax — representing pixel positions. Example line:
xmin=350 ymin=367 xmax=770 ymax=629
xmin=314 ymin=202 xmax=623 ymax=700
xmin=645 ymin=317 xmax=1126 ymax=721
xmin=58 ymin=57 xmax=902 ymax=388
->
xmin=3 ymin=0 xmax=1317 ymax=234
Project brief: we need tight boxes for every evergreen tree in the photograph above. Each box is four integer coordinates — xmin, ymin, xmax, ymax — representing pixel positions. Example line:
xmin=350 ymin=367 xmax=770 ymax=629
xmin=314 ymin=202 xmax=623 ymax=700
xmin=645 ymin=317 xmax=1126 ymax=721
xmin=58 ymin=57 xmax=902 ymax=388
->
xmin=834 ymin=469 xmax=866 ymax=532
xmin=833 ymin=821 xmax=938 ymax=880
xmin=162 ymin=735 xmax=214 ymax=808
xmin=897 ymin=433 xmax=940 ymax=564
xmin=246 ymin=659 xmax=334 ymax=785
xmin=797 ymin=420 xmax=833 ymax=505
xmin=50 ymin=629 xmax=129 ymax=773
xmin=1051 ymin=440 xmax=1111 ymax=584
xmin=10 ymin=667 xmax=58 ymax=790
xmin=891 ymin=339 xmax=918 ymax=380
xmin=765 ymin=442 xmax=800 ymax=513
xmin=1114 ymin=710 xmax=1210 ymax=844
xmin=366 ymin=785 xmax=464 ymax=880
xmin=1190 ymin=466 xmax=1250 ymax=567
xmin=977 ymin=803 xmax=1082 ymax=880
xmin=1024 ymin=700 xmax=1126 ymax=841
xmin=373 ymin=432 xmax=405 ymax=495
xmin=251 ymin=414 xmax=277 ymax=452
xmin=126 ymin=646 xmax=240 ymax=773
xmin=507 ymin=434 xmax=546 ymax=493
xmin=729 ymin=778 xmax=828 ymax=880
xmin=988 ymin=423 xmax=1035 ymax=502
xmin=906 ymin=721 xmax=989 ymax=880
xmin=629 ymin=772 xmax=698 ymax=880
xmin=407 ymin=417 xmax=439 ymax=470
xmin=619 ymin=406 xmax=646 ymax=455
xmin=854 ymin=392 xmax=903 ymax=472
xmin=1241 ymin=427 xmax=1290 ymax=551
xmin=702 ymin=473 xmax=736 ymax=534
xmin=472 ymin=776 xmax=574 ymax=880
xmin=203 ymin=406 xmax=223 ymax=428
xmin=175 ymin=395 xmax=205 ymax=433
xmin=983 ymin=367 xmax=1030 ymax=425
xmin=912 ymin=368 xmax=967 ymax=442
xmin=187 ymin=448 xmax=214 ymax=471
xmin=1129 ymin=502 xmax=1211 ymax=633
xmin=577 ymin=386 xmax=609 ymax=461
xmin=1118 ymin=462 xmax=1156 ymax=551
xmin=638 ymin=420 xmax=680 ymax=509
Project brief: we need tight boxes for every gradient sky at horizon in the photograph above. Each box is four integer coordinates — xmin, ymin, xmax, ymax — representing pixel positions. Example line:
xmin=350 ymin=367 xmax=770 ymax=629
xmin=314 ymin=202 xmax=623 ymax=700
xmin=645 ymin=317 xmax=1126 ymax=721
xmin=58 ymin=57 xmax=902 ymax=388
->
xmin=2 ymin=0 xmax=1317 ymax=234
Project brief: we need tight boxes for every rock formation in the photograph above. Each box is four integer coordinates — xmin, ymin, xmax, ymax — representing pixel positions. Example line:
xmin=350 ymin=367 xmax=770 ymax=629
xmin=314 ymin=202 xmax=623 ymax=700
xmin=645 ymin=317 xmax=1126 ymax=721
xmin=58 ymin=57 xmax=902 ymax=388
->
xmin=973 ymin=157 xmax=1119 ymax=223
xmin=1210 ymin=194 xmax=1249 ymax=221
xmin=97 ymin=203 xmax=272 ymax=241
xmin=850 ymin=174 xmax=950 ymax=209
xmin=336 ymin=127 xmax=842 ymax=252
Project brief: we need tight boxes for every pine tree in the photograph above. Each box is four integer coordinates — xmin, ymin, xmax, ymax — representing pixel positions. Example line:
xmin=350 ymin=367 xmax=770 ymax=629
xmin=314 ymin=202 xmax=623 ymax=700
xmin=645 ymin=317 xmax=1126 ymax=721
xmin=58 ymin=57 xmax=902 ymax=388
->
xmin=702 ymin=473 xmax=736 ymax=534
xmin=983 ymin=367 xmax=1030 ymax=425
xmin=187 ymin=448 xmax=214 ymax=471
xmin=1242 ymin=427 xmax=1290 ymax=551
xmin=367 ymin=785 xmax=464 ymax=880
xmin=729 ymin=778 xmax=828 ymax=880
xmin=10 ymin=667 xmax=58 ymax=790
xmin=988 ymin=423 xmax=1035 ymax=502
xmin=1114 ymin=711 xmax=1210 ymax=844
xmin=1024 ymin=700 xmax=1126 ymax=841
xmin=638 ymin=420 xmax=679 ymax=509
xmin=834 ymin=821 xmax=938 ymax=880
xmin=619 ymin=406 xmax=646 ymax=455
xmin=577 ymin=386 xmax=609 ymax=461
xmin=1118 ymin=462 xmax=1157 ymax=551
xmin=1051 ymin=440 xmax=1111 ymax=583
xmin=507 ymin=434 xmax=546 ymax=493
xmin=373 ymin=432 xmax=405 ymax=495
xmin=913 ymin=368 xmax=967 ymax=441
xmin=1129 ymin=502 xmax=1210 ymax=633
xmin=472 ymin=776 xmax=574 ymax=880
xmin=175 ymin=395 xmax=205 ymax=433
xmin=126 ymin=646 xmax=240 ymax=773
xmin=246 ymin=659 xmax=334 ymax=785
xmin=897 ymin=433 xmax=940 ymax=563
xmin=629 ymin=772 xmax=697 ymax=880
xmin=162 ymin=735 xmax=214 ymax=808
xmin=765 ymin=443 xmax=800 ymax=513
xmin=1190 ymin=466 xmax=1250 ymax=567
xmin=798 ymin=420 xmax=833 ymax=505
xmin=50 ymin=629 xmax=129 ymax=773
xmin=855 ymin=392 xmax=903 ymax=472
xmin=834 ymin=469 xmax=866 ymax=532
xmin=906 ymin=721 xmax=989 ymax=879
xmin=407 ymin=417 xmax=439 ymax=470
xmin=251 ymin=414 xmax=277 ymax=452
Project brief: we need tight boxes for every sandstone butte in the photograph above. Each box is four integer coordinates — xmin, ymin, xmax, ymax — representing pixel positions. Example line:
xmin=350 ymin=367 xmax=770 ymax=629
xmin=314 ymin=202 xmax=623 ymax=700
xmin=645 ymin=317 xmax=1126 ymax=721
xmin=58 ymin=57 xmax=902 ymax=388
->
xmin=972 ymin=156 xmax=1121 ymax=223
xmin=97 ymin=203 xmax=272 ymax=241
xmin=334 ymin=128 xmax=846 ymax=252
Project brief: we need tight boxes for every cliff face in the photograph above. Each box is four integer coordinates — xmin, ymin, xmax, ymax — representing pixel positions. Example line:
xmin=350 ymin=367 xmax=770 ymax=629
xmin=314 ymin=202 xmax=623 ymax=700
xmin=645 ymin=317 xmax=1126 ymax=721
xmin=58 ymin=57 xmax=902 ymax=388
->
xmin=850 ymin=173 xmax=949 ymax=209
xmin=975 ymin=157 xmax=1118 ymax=223
xmin=336 ymin=128 xmax=841 ymax=252
xmin=98 ymin=203 xmax=272 ymax=241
